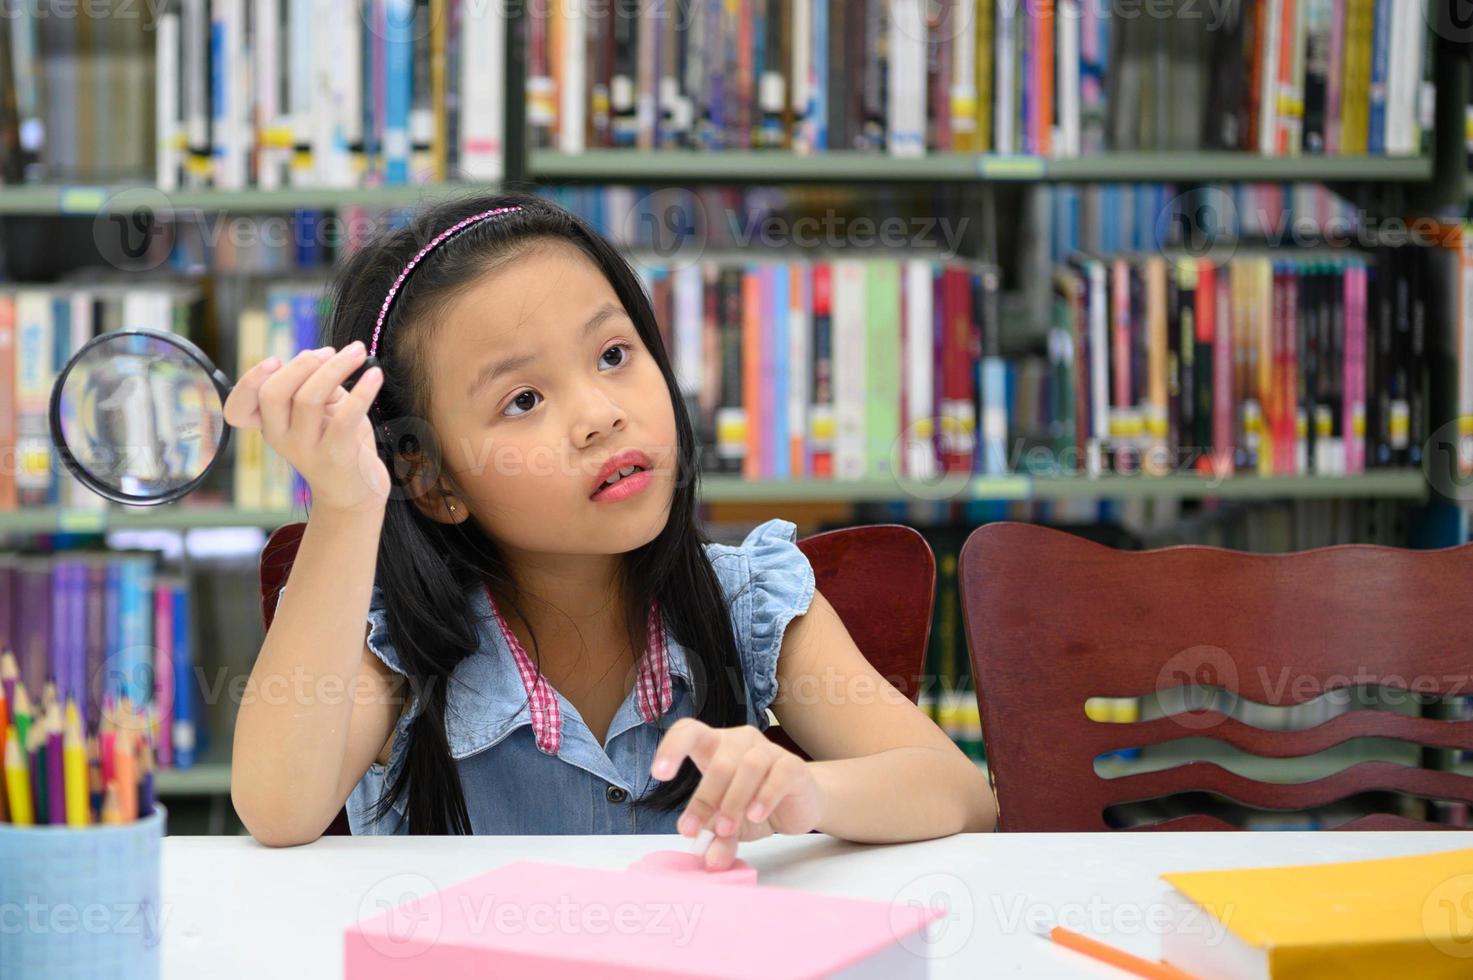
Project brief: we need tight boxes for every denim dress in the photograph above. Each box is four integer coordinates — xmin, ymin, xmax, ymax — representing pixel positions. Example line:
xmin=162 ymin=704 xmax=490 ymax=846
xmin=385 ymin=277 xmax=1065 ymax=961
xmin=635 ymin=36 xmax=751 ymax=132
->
xmin=336 ymin=518 xmax=816 ymax=835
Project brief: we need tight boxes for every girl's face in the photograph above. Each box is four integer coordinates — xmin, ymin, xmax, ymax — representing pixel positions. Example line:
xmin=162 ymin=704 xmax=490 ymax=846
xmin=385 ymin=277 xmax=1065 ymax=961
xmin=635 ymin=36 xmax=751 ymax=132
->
xmin=415 ymin=243 xmax=678 ymax=558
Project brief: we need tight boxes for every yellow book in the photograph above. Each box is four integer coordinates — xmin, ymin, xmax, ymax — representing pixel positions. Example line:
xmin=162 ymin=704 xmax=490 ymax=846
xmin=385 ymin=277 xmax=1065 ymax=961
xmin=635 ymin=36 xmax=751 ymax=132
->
xmin=1340 ymin=0 xmax=1373 ymax=155
xmin=232 ymin=310 xmax=269 ymax=510
xmin=1160 ymin=848 xmax=1473 ymax=979
xmin=1254 ymin=258 xmax=1275 ymax=477
xmin=974 ymin=0 xmax=993 ymax=154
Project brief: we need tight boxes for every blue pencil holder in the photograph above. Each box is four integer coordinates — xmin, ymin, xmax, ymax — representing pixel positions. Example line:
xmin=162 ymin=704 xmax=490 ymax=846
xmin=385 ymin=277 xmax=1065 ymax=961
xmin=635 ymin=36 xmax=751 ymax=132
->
xmin=0 ymin=804 xmax=166 ymax=980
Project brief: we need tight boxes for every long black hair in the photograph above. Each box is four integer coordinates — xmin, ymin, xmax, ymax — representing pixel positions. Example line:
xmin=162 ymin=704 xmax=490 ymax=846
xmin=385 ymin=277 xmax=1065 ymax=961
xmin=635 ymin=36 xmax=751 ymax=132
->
xmin=321 ymin=192 xmax=749 ymax=834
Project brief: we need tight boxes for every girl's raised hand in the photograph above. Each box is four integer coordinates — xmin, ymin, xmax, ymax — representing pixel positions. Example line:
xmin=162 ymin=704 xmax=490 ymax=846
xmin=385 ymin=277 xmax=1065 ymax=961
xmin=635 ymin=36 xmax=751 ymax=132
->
xmin=650 ymin=718 xmax=825 ymax=871
xmin=222 ymin=342 xmax=389 ymax=515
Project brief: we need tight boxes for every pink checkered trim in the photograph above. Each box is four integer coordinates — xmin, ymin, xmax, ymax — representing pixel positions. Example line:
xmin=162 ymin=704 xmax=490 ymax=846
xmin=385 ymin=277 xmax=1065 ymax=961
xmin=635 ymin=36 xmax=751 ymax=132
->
xmin=635 ymin=601 xmax=674 ymax=722
xmin=370 ymin=206 xmax=523 ymax=357
xmin=484 ymin=586 xmax=673 ymax=756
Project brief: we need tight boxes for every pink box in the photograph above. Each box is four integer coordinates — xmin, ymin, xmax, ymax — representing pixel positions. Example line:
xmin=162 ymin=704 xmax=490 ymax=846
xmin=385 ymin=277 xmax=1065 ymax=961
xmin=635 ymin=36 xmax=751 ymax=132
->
xmin=345 ymin=852 xmax=944 ymax=979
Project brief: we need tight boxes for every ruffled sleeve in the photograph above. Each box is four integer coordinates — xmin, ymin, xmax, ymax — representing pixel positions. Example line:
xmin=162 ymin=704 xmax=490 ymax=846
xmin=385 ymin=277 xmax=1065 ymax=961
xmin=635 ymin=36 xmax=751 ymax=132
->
xmin=705 ymin=518 xmax=817 ymax=724
xmin=273 ymin=580 xmax=415 ymax=833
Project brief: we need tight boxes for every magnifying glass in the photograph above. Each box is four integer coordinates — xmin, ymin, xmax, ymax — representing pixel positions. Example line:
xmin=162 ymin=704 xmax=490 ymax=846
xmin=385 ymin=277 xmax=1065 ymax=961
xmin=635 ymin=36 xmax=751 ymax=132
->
xmin=48 ymin=329 xmax=378 ymax=506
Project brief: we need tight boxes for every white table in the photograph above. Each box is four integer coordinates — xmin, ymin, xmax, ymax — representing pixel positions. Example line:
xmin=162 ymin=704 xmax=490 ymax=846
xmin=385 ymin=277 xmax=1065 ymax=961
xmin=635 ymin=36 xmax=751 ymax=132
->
xmin=162 ymin=831 xmax=1472 ymax=978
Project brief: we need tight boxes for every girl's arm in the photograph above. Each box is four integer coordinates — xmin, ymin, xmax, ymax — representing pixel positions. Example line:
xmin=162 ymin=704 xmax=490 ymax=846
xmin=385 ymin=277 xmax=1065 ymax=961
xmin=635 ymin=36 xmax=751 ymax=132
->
xmin=653 ymin=588 xmax=996 ymax=869
xmin=769 ymin=588 xmax=997 ymax=841
xmin=230 ymin=503 xmax=405 ymax=846
xmin=771 ymin=589 xmax=1001 ymax=842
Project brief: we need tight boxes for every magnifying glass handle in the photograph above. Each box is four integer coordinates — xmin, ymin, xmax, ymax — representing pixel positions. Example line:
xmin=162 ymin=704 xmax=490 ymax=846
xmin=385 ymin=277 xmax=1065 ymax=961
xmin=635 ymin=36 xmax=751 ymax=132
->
xmin=342 ymin=354 xmax=381 ymax=392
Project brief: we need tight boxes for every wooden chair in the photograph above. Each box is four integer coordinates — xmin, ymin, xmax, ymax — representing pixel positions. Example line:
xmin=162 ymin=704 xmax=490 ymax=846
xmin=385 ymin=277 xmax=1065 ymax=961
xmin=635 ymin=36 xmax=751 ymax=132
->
xmin=258 ymin=522 xmax=936 ymax=836
xmin=959 ymin=521 xmax=1473 ymax=832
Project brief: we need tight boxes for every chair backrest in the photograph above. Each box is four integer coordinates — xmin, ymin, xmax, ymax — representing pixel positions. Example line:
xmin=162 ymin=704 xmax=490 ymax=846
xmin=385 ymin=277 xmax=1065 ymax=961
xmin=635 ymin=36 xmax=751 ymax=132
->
xmin=258 ymin=521 xmax=937 ymax=834
xmin=959 ymin=521 xmax=1473 ymax=833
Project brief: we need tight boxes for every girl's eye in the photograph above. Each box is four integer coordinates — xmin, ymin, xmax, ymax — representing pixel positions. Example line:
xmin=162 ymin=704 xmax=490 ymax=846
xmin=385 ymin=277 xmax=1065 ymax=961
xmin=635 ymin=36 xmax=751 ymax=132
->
xmin=502 ymin=389 xmax=541 ymax=417
xmin=599 ymin=343 xmax=632 ymax=371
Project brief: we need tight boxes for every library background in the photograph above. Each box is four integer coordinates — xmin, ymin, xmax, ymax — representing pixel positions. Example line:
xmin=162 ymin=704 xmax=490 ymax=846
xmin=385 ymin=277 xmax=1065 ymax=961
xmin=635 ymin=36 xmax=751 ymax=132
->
xmin=0 ymin=0 xmax=1469 ymax=834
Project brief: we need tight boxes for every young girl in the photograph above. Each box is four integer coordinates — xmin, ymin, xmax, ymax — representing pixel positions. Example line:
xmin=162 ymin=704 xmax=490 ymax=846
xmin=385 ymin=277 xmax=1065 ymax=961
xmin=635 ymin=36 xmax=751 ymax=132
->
xmin=226 ymin=193 xmax=995 ymax=866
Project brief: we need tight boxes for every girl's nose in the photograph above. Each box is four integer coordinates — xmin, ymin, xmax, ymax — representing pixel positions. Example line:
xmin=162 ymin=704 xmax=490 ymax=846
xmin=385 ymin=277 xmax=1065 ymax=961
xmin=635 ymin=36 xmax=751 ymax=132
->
xmin=571 ymin=388 xmax=627 ymax=448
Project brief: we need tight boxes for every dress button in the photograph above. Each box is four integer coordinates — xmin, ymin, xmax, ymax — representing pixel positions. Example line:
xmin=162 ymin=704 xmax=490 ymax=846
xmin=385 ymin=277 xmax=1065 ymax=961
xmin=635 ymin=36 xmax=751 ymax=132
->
xmin=606 ymin=785 xmax=629 ymax=804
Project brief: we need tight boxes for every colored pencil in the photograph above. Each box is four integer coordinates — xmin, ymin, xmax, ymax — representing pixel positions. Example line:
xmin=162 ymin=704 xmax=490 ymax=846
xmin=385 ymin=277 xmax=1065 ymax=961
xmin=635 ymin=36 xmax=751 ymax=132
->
xmin=3 ymin=724 xmax=32 ymax=826
xmin=45 ymin=699 xmax=65 ymax=825
xmin=64 ymin=700 xmax=89 ymax=827
xmin=113 ymin=729 xmax=138 ymax=823
xmin=100 ymin=782 xmax=123 ymax=825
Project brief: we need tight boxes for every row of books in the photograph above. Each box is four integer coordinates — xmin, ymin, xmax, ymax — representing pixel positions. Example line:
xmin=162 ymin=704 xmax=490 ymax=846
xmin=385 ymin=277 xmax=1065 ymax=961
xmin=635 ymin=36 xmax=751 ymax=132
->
xmin=0 ymin=284 xmax=206 ymax=513
xmin=0 ymin=6 xmax=152 ymax=184
xmin=3 ymin=246 xmax=1446 ymax=518
xmin=917 ymin=528 xmax=981 ymax=761
xmin=232 ymin=286 xmax=326 ymax=511
xmin=527 ymin=0 xmax=1433 ymax=157
xmin=129 ymin=179 xmax=1363 ymax=283
xmin=1048 ymin=249 xmax=1437 ymax=480
xmin=154 ymin=0 xmax=506 ymax=191
xmin=0 ymin=553 xmax=200 ymax=773
xmin=1047 ymin=181 xmax=1362 ymax=265
xmin=635 ymin=250 xmax=1441 ymax=486
xmin=1183 ymin=0 xmax=1433 ymax=156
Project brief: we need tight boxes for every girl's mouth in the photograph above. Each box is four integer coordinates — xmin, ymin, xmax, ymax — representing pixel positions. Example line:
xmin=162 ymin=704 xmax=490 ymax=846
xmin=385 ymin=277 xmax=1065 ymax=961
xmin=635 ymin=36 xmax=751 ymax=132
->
xmin=589 ymin=449 xmax=655 ymax=498
xmin=590 ymin=465 xmax=653 ymax=502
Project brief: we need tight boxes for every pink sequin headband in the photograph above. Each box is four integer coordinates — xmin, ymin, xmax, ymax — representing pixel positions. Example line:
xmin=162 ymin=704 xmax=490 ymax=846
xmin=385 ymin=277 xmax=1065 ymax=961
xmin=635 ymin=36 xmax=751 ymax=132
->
xmin=369 ymin=205 xmax=524 ymax=358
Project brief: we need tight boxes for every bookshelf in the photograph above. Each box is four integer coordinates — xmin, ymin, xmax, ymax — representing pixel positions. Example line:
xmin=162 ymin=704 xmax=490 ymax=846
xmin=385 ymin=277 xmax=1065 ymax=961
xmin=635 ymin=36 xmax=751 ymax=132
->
xmin=0 ymin=150 xmax=1433 ymax=216
xmin=0 ymin=182 xmax=506 ymax=216
xmin=530 ymin=150 xmax=1437 ymax=185
xmin=0 ymin=472 xmax=1433 ymax=534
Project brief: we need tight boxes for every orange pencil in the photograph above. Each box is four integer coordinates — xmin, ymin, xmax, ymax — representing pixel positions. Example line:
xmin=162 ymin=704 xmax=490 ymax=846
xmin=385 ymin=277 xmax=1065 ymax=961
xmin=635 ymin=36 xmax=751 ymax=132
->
xmin=1032 ymin=919 xmax=1200 ymax=980
xmin=112 ymin=729 xmax=137 ymax=822
xmin=100 ymin=782 xmax=123 ymax=825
